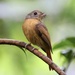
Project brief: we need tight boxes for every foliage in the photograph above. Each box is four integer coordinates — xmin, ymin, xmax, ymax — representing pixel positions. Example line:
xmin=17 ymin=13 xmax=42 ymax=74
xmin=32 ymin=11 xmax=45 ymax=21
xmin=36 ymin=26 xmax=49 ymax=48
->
xmin=53 ymin=37 xmax=75 ymax=50
xmin=53 ymin=37 xmax=75 ymax=71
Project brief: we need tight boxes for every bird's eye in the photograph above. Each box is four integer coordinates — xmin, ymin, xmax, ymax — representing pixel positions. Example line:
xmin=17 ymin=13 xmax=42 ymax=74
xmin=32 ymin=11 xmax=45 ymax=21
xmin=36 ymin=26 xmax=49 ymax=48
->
xmin=34 ymin=12 xmax=37 ymax=15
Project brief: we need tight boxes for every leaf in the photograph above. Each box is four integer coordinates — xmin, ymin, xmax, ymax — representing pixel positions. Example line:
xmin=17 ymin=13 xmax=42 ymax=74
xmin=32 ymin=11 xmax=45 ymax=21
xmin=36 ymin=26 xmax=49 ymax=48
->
xmin=53 ymin=37 xmax=75 ymax=50
xmin=60 ymin=49 xmax=73 ymax=61
xmin=66 ymin=37 xmax=75 ymax=46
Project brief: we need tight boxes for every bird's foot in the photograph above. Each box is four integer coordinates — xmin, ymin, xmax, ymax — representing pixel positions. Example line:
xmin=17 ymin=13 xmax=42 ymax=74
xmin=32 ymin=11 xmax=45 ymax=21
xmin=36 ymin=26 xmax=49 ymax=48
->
xmin=25 ymin=43 xmax=31 ymax=48
xmin=25 ymin=43 xmax=37 ymax=51
xmin=31 ymin=48 xmax=37 ymax=51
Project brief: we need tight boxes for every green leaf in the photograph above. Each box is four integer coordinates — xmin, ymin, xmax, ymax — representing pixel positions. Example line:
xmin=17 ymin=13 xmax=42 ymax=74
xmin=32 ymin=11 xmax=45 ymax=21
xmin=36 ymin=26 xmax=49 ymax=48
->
xmin=60 ymin=49 xmax=73 ymax=61
xmin=53 ymin=37 xmax=75 ymax=50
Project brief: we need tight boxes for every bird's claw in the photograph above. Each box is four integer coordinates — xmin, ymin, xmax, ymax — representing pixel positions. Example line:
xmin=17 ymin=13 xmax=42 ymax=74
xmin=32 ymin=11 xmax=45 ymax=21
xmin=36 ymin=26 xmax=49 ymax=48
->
xmin=25 ymin=43 xmax=37 ymax=51
xmin=31 ymin=48 xmax=37 ymax=51
xmin=25 ymin=43 xmax=31 ymax=48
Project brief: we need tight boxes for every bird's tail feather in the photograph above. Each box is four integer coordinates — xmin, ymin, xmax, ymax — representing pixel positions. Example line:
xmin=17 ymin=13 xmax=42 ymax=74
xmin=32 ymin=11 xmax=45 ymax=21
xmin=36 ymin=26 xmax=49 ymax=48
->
xmin=46 ymin=50 xmax=53 ymax=70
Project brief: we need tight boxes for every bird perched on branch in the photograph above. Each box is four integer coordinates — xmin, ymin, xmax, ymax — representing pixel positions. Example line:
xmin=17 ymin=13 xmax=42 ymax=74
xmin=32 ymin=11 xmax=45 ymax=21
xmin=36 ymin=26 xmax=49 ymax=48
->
xmin=22 ymin=10 xmax=52 ymax=70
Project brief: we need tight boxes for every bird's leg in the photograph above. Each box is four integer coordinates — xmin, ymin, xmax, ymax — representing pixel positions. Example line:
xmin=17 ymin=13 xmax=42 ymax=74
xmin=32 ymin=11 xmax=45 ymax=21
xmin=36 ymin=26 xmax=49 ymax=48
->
xmin=25 ymin=43 xmax=31 ymax=48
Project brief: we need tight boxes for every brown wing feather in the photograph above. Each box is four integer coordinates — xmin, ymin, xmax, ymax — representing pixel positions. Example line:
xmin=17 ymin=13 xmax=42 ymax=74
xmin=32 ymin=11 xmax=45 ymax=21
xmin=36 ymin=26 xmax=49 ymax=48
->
xmin=35 ymin=23 xmax=52 ymax=52
xmin=35 ymin=23 xmax=53 ymax=70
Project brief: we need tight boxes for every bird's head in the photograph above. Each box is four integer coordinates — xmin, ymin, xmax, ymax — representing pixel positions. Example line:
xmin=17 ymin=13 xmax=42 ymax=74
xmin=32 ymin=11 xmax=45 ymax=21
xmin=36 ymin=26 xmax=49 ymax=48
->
xmin=26 ymin=10 xmax=46 ymax=20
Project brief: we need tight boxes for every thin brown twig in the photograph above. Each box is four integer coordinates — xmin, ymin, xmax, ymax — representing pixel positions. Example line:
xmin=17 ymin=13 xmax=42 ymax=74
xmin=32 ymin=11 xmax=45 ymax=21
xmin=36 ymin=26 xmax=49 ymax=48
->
xmin=0 ymin=38 xmax=66 ymax=75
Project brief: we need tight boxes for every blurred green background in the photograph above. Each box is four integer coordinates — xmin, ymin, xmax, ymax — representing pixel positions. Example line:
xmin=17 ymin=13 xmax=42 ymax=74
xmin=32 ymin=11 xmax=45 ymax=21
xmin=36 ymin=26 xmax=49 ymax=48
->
xmin=0 ymin=0 xmax=75 ymax=75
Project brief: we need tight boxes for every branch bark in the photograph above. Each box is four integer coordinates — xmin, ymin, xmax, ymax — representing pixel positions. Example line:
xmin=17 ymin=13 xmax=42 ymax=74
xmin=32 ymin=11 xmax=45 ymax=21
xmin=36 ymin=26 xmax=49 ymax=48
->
xmin=0 ymin=38 xmax=66 ymax=75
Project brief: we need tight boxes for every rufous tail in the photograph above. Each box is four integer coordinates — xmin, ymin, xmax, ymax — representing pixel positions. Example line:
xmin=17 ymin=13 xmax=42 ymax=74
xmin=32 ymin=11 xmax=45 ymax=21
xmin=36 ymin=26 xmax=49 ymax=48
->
xmin=46 ymin=50 xmax=53 ymax=70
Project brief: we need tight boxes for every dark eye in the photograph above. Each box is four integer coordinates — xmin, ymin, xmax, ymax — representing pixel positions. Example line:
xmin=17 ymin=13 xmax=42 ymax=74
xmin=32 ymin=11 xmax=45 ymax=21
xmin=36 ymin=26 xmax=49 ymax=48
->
xmin=34 ymin=12 xmax=37 ymax=15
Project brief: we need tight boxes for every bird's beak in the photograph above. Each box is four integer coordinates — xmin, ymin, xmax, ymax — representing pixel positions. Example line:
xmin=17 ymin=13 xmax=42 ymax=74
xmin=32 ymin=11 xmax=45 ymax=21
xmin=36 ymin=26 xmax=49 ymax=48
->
xmin=41 ymin=13 xmax=46 ymax=19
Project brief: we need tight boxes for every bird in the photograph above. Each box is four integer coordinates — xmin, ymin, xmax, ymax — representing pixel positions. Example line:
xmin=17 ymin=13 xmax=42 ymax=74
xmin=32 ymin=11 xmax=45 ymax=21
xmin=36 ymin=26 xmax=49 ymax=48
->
xmin=22 ymin=10 xmax=52 ymax=70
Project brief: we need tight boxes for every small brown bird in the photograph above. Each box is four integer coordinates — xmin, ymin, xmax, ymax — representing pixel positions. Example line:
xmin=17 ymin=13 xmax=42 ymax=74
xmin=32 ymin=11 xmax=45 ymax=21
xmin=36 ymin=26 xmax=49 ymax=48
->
xmin=22 ymin=10 xmax=52 ymax=70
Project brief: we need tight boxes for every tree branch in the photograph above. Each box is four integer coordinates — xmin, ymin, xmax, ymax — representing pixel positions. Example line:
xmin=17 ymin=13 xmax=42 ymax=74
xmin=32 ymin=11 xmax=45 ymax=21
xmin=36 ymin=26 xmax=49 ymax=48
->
xmin=0 ymin=38 xmax=66 ymax=75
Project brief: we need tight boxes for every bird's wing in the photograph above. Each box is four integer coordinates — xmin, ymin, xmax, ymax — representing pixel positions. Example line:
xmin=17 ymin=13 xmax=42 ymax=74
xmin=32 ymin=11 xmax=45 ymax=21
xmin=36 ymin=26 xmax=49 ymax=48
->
xmin=35 ymin=23 xmax=52 ymax=51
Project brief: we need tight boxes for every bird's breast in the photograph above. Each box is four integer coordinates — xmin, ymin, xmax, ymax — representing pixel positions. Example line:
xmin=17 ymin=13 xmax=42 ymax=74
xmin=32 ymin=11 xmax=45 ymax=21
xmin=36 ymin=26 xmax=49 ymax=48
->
xmin=22 ymin=19 xmax=41 ymax=44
